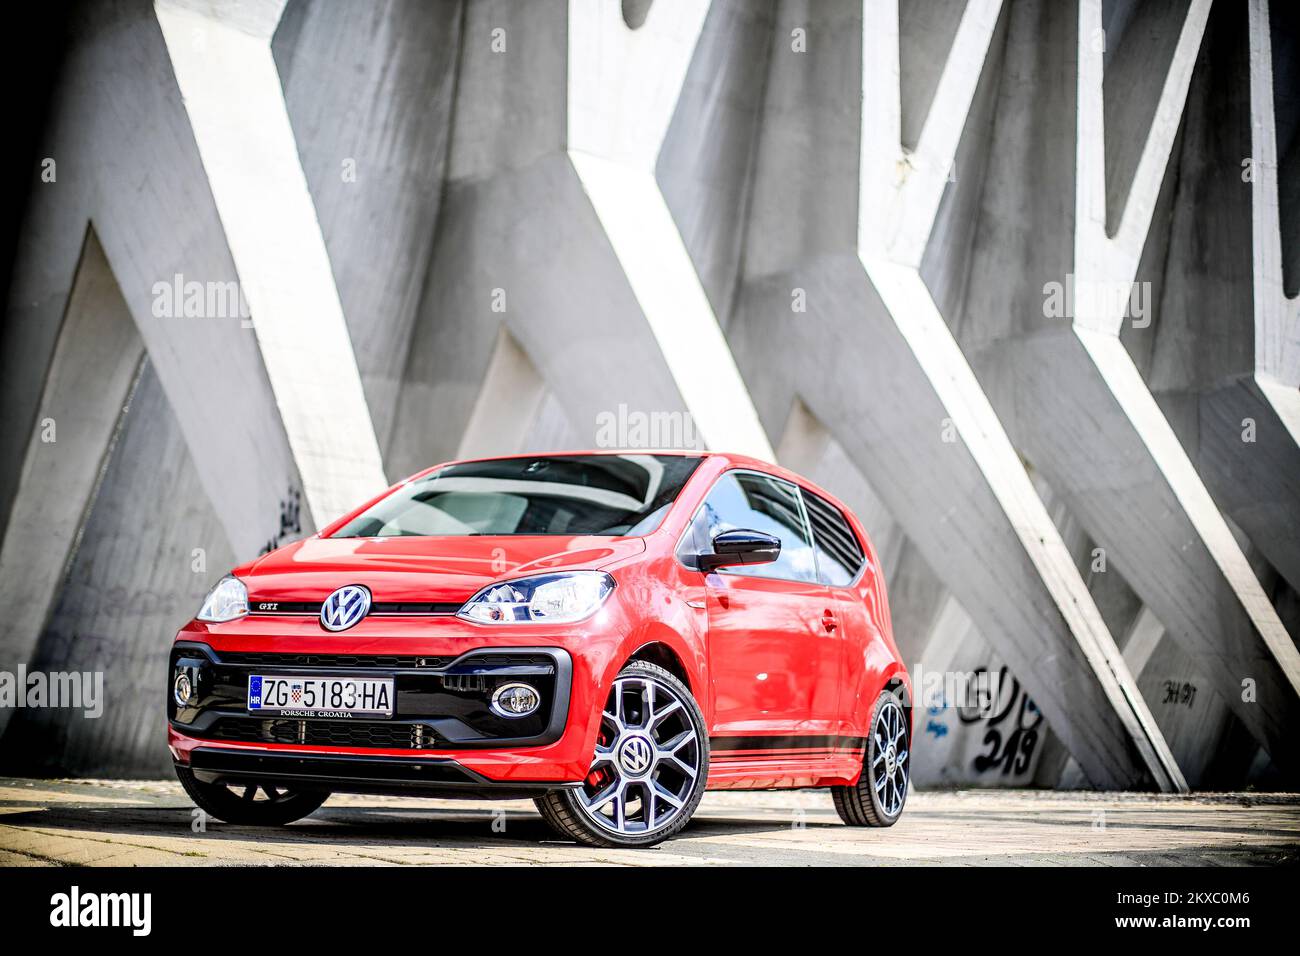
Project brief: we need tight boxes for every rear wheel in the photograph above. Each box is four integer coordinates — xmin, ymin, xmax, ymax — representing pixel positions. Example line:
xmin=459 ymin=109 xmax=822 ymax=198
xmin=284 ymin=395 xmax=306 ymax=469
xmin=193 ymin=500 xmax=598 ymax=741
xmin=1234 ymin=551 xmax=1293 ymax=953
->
xmin=175 ymin=765 xmax=329 ymax=826
xmin=536 ymin=660 xmax=709 ymax=848
xmin=832 ymin=689 xmax=909 ymax=827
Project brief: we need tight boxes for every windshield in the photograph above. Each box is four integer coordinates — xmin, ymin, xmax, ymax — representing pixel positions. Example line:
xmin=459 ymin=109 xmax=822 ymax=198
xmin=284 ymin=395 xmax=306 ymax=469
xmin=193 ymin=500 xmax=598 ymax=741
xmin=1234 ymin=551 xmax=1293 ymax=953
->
xmin=331 ymin=454 xmax=703 ymax=538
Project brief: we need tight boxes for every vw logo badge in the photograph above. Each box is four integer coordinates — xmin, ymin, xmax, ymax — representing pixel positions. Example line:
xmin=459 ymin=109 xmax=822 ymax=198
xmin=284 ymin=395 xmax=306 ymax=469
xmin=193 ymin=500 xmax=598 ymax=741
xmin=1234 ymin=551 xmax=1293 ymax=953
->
xmin=617 ymin=736 xmax=654 ymax=777
xmin=320 ymin=585 xmax=371 ymax=632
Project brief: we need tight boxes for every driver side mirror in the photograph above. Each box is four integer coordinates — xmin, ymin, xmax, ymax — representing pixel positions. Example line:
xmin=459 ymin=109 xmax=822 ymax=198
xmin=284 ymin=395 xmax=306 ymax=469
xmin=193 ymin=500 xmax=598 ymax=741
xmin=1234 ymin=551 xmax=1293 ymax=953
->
xmin=697 ymin=529 xmax=782 ymax=574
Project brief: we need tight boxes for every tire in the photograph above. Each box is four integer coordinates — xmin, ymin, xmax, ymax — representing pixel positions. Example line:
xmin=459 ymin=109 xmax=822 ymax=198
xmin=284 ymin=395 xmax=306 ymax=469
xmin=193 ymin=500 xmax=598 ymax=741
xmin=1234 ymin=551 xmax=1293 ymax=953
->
xmin=536 ymin=660 xmax=709 ymax=848
xmin=832 ymin=689 xmax=910 ymax=827
xmin=175 ymin=765 xmax=329 ymax=826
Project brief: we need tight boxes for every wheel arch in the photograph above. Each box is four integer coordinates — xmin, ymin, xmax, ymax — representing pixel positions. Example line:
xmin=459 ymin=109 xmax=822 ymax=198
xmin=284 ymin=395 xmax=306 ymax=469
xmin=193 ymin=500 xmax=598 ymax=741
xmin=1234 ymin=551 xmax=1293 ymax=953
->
xmin=626 ymin=640 xmax=692 ymax=692
xmin=883 ymin=671 xmax=913 ymax=737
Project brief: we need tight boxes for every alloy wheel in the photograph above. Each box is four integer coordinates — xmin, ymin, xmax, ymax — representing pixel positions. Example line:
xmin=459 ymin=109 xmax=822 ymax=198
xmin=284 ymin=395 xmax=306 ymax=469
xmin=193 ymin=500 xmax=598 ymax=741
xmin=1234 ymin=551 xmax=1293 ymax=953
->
xmin=575 ymin=675 xmax=702 ymax=837
xmin=870 ymin=697 xmax=909 ymax=818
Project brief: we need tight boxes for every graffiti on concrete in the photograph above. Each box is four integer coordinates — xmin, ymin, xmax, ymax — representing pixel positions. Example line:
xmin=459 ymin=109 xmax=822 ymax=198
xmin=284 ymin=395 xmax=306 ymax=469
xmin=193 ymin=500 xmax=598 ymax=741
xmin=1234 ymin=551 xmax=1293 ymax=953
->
xmin=1161 ymin=679 xmax=1197 ymax=709
xmin=957 ymin=666 xmax=1043 ymax=776
xmin=261 ymin=486 xmax=303 ymax=555
xmin=924 ymin=714 xmax=949 ymax=739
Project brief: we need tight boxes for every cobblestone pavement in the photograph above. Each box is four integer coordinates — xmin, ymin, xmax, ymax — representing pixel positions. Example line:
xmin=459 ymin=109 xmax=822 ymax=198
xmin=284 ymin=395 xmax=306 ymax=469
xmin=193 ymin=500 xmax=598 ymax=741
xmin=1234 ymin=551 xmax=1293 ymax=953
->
xmin=1 ymin=779 xmax=1296 ymax=866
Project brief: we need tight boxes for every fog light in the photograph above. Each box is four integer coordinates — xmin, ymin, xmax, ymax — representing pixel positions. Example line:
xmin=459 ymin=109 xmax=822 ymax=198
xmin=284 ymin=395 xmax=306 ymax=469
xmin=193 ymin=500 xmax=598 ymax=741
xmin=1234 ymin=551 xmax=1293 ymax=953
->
xmin=490 ymin=682 xmax=540 ymax=718
xmin=173 ymin=672 xmax=195 ymax=707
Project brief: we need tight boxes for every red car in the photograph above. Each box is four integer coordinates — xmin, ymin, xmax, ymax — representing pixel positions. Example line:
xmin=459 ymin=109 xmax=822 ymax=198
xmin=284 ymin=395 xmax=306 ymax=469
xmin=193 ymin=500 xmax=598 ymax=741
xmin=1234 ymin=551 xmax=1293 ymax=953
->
xmin=168 ymin=452 xmax=911 ymax=848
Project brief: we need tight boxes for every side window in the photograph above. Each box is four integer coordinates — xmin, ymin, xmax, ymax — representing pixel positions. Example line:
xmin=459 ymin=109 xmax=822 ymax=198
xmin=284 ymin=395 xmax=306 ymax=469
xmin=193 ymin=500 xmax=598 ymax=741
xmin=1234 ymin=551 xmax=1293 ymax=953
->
xmin=804 ymin=491 xmax=865 ymax=586
xmin=691 ymin=472 xmax=817 ymax=583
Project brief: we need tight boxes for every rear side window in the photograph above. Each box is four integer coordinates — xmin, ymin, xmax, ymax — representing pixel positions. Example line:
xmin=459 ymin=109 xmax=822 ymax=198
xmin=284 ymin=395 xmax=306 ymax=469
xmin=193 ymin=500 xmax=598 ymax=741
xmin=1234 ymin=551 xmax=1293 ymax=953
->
xmin=686 ymin=471 xmax=817 ymax=583
xmin=804 ymin=491 xmax=865 ymax=586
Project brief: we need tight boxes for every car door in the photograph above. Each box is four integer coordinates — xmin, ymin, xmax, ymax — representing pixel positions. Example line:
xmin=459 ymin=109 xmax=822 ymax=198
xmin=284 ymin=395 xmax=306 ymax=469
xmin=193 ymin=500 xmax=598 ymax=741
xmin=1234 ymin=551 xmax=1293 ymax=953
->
xmin=803 ymin=489 xmax=876 ymax=740
xmin=683 ymin=471 xmax=842 ymax=739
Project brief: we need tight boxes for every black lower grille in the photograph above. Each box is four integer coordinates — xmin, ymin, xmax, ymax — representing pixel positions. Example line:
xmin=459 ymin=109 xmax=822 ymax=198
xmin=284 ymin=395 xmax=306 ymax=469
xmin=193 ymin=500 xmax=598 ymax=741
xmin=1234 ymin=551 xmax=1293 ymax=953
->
xmin=208 ymin=717 xmax=430 ymax=749
xmin=219 ymin=652 xmax=451 ymax=669
xmin=188 ymin=748 xmax=489 ymax=789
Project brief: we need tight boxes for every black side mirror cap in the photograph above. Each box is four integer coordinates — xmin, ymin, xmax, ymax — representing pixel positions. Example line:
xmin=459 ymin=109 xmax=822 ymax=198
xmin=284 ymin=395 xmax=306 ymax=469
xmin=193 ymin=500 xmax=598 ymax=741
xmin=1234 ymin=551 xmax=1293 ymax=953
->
xmin=697 ymin=529 xmax=782 ymax=573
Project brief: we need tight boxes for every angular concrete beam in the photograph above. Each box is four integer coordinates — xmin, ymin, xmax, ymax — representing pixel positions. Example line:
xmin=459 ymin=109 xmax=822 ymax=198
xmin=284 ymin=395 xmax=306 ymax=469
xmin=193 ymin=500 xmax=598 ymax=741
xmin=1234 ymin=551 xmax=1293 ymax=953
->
xmin=1243 ymin=0 xmax=1300 ymax=583
xmin=719 ymin=0 xmax=1176 ymax=789
xmin=867 ymin=267 xmax=1182 ymax=790
xmin=156 ymin=0 xmax=388 ymax=524
xmin=456 ymin=327 xmax=548 ymax=460
xmin=856 ymin=0 xmax=1184 ymax=790
xmin=389 ymin=0 xmax=755 ymax=476
xmin=2 ymin=359 xmax=242 ymax=776
xmin=1248 ymin=0 xmax=1300 ymax=406
xmin=1137 ymin=0 xmax=1300 ymax=595
xmin=1075 ymin=0 xmax=1212 ymax=312
xmin=1073 ymin=0 xmax=1300 ymax=748
xmin=2 ymin=0 xmax=308 ymax=562
xmin=0 ymin=1 xmax=313 ymax=735
xmin=1121 ymin=606 xmax=1166 ymax=679
xmin=567 ymin=0 xmax=773 ymax=460
xmin=0 ymin=231 xmax=145 ymax=735
xmin=272 ymin=0 xmax=464 ymax=454
xmin=947 ymin=0 xmax=1297 ymax=773
xmin=861 ymin=0 xmax=1002 ymax=266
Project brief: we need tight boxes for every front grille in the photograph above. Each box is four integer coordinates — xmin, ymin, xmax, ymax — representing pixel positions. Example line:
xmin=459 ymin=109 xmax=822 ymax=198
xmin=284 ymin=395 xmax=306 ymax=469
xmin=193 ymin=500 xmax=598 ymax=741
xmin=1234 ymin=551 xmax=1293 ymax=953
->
xmin=218 ymin=652 xmax=452 ymax=669
xmin=208 ymin=717 xmax=432 ymax=749
xmin=249 ymin=601 xmax=461 ymax=616
xmin=372 ymin=602 xmax=462 ymax=615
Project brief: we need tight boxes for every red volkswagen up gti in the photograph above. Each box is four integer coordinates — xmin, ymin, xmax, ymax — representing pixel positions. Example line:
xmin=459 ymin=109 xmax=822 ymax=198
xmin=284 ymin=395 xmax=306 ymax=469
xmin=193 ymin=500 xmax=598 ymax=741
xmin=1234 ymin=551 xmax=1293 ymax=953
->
xmin=167 ymin=452 xmax=912 ymax=848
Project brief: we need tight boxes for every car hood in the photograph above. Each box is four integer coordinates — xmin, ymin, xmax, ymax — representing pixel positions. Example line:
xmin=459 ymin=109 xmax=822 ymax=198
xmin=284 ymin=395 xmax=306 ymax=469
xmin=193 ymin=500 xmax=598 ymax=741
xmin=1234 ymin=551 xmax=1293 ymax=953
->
xmin=239 ymin=534 xmax=645 ymax=604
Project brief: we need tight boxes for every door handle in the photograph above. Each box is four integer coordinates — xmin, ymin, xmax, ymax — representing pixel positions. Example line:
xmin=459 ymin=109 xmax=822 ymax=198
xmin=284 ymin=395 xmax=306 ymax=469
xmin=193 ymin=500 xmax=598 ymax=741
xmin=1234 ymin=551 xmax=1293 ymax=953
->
xmin=821 ymin=610 xmax=837 ymax=632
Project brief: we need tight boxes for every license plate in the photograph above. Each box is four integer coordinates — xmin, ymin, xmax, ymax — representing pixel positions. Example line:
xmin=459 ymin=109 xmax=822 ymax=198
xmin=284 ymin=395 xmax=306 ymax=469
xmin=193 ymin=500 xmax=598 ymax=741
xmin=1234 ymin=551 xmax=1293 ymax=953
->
xmin=247 ymin=675 xmax=394 ymax=718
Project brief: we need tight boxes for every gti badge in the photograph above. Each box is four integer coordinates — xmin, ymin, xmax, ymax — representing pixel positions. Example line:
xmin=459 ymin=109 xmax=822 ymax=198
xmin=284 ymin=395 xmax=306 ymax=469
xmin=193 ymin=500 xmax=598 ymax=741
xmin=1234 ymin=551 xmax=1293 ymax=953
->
xmin=320 ymin=584 xmax=371 ymax=632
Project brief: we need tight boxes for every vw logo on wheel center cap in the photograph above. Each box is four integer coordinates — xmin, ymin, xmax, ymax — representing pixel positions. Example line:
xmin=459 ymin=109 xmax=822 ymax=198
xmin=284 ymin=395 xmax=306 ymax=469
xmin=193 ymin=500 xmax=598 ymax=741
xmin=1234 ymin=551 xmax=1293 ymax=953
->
xmin=320 ymin=585 xmax=372 ymax=632
xmin=884 ymin=744 xmax=897 ymax=776
xmin=616 ymin=735 xmax=654 ymax=777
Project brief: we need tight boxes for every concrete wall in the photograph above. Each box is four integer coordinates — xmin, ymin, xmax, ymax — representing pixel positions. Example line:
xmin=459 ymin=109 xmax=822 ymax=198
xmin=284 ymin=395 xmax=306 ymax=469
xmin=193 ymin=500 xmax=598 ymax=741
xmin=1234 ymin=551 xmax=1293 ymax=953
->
xmin=1 ymin=0 xmax=1296 ymax=786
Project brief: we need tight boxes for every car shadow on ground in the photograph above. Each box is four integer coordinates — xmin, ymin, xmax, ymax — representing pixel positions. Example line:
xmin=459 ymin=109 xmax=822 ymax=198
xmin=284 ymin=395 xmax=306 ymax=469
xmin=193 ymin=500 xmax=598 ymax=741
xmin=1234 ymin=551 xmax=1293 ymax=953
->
xmin=0 ymin=802 xmax=840 ymax=853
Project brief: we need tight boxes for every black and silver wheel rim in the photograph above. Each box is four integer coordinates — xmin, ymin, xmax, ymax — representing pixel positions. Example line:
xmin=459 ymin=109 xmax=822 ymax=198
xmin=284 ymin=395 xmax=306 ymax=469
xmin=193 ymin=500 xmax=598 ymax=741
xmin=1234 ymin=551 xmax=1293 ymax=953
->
xmin=576 ymin=675 xmax=702 ymax=838
xmin=870 ymin=698 xmax=909 ymax=818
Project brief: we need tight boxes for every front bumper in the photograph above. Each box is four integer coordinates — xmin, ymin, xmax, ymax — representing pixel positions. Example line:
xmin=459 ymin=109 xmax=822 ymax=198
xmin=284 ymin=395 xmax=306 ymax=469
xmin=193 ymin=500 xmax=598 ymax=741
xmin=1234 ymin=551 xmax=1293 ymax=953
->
xmin=166 ymin=593 xmax=641 ymax=789
xmin=170 ymin=642 xmax=572 ymax=748
xmin=168 ymin=641 xmax=600 ymax=790
xmin=182 ymin=745 xmax=580 ymax=800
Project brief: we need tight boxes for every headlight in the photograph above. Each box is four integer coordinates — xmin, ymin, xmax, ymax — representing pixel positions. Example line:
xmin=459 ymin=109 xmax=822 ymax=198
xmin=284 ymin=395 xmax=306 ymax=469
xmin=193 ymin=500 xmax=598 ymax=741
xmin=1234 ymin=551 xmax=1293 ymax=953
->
xmin=195 ymin=575 xmax=248 ymax=623
xmin=458 ymin=571 xmax=615 ymax=624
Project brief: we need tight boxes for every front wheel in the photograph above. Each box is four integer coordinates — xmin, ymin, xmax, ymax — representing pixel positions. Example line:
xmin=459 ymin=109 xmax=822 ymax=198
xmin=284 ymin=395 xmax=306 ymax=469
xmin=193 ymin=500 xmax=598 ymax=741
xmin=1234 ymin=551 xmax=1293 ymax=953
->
xmin=175 ymin=765 xmax=329 ymax=826
xmin=536 ymin=660 xmax=709 ymax=848
xmin=832 ymin=689 xmax=910 ymax=827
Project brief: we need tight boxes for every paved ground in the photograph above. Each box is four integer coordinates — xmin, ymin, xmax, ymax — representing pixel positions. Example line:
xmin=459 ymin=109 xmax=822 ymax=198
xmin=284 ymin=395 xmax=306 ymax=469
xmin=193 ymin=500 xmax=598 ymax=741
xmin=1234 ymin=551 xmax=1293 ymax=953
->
xmin=1 ymin=778 xmax=1297 ymax=866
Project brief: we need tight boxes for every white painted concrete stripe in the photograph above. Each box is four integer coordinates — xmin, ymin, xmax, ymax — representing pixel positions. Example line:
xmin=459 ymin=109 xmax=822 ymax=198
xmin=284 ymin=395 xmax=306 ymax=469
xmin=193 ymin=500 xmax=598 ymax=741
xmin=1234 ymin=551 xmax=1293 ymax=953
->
xmin=155 ymin=0 xmax=388 ymax=526
xmin=1074 ymin=0 xmax=1212 ymax=336
xmin=1247 ymin=0 xmax=1300 ymax=401
xmin=886 ymin=0 xmax=1002 ymax=267
xmin=1077 ymin=329 xmax=1300 ymax=695
xmin=567 ymin=0 xmax=774 ymax=462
